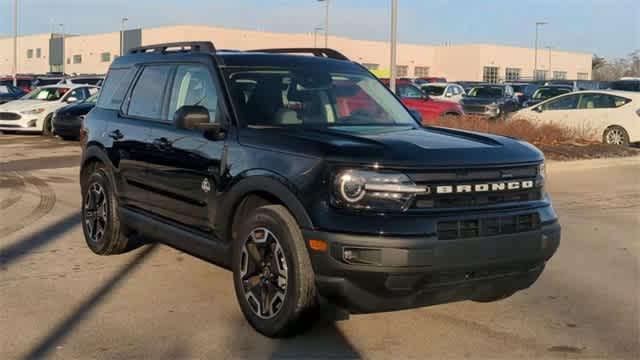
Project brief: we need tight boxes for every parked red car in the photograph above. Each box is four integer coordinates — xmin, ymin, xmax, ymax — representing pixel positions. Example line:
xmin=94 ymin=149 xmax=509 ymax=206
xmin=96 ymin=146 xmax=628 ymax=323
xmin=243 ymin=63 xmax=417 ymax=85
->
xmin=380 ymin=79 xmax=464 ymax=125
xmin=0 ymin=75 xmax=35 ymax=92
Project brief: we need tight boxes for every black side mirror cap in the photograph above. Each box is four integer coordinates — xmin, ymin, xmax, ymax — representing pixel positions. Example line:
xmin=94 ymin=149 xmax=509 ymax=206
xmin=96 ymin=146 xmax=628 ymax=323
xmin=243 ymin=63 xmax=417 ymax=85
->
xmin=533 ymin=106 xmax=543 ymax=113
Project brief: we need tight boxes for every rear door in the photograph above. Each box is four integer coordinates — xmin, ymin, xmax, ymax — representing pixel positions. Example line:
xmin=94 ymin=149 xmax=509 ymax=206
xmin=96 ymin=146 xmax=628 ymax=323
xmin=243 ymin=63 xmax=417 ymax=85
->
xmin=144 ymin=62 xmax=227 ymax=233
xmin=536 ymin=93 xmax=581 ymax=125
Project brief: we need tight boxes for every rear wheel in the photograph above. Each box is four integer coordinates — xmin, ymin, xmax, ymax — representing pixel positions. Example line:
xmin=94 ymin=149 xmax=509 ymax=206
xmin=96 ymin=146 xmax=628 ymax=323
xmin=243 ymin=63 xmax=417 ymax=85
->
xmin=232 ymin=205 xmax=318 ymax=337
xmin=603 ymin=126 xmax=629 ymax=146
xmin=81 ymin=163 xmax=130 ymax=255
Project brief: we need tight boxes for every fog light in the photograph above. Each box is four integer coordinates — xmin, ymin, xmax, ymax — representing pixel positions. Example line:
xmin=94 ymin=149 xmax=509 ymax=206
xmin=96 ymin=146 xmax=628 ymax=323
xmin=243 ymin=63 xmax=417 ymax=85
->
xmin=342 ymin=247 xmax=382 ymax=265
xmin=27 ymin=119 xmax=38 ymax=127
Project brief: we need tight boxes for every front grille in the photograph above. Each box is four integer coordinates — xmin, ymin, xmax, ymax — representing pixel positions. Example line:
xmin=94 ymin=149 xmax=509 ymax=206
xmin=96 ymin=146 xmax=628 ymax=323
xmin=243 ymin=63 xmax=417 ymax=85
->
xmin=0 ymin=112 xmax=21 ymax=121
xmin=407 ymin=166 xmax=542 ymax=209
xmin=437 ymin=213 xmax=541 ymax=240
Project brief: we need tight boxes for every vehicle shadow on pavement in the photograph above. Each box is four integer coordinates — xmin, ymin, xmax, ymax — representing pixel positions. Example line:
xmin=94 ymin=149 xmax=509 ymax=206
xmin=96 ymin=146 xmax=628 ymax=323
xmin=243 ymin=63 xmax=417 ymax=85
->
xmin=0 ymin=211 xmax=80 ymax=268
xmin=20 ymin=243 xmax=159 ymax=360
xmin=269 ymin=321 xmax=361 ymax=359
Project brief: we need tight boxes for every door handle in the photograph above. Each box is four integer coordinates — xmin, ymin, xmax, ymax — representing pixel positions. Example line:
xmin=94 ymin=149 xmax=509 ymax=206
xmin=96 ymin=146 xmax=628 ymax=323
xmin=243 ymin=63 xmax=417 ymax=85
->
xmin=108 ymin=129 xmax=124 ymax=140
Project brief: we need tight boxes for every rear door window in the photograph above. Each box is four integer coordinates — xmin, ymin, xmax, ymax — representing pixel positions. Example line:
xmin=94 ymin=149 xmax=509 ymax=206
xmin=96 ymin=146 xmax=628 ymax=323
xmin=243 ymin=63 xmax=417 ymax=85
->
xmin=542 ymin=94 xmax=580 ymax=110
xmin=127 ymin=65 xmax=173 ymax=120
xmin=97 ymin=68 xmax=136 ymax=110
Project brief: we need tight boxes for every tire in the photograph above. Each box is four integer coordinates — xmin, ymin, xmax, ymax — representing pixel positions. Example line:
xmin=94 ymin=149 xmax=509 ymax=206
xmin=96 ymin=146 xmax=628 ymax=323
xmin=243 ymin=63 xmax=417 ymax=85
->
xmin=81 ymin=163 xmax=130 ymax=255
xmin=232 ymin=205 xmax=318 ymax=337
xmin=603 ymin=126 xmax=630 ymax=146
xmin=41 ymin=114 xmax=53 ymax=136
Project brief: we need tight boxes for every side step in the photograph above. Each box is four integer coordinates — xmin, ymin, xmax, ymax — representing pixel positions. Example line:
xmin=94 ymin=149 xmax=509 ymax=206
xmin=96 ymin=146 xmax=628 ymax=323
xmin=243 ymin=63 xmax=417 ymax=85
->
xmin=120 ymin=207 xmax=231 ymax=269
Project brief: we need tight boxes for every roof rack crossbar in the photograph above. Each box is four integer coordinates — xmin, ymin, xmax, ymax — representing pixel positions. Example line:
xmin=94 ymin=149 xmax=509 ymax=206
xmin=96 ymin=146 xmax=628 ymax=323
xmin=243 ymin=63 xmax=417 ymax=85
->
xmin=129 ymin=41 xmax=216 ymax=55
xmin=247 ymin=48 xmax=349 ymax=61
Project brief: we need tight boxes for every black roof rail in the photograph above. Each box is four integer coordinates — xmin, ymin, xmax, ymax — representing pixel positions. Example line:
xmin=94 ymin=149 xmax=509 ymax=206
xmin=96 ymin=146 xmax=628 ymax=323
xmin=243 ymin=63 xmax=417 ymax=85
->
xmin=247 ymin=48 xmax=349 ymax=61
xmin=128 ymin=41 xmax=216 ymax=55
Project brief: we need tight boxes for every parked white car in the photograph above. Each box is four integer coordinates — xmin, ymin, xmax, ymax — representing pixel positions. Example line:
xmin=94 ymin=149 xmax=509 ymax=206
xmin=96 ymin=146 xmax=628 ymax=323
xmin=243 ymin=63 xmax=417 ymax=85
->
xmin=0 ymin=84 xmax=99 ymax=135
xmin=514 ymin=90 xmax=640 ymax=145
xmin=420 ymin=83 xmax=466 ymax=103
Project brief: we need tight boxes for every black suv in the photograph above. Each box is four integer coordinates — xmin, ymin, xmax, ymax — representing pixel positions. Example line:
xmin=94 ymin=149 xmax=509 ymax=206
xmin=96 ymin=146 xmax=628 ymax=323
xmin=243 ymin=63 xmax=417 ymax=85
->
xmin=80 ymin=42 xmax=560 ymax=337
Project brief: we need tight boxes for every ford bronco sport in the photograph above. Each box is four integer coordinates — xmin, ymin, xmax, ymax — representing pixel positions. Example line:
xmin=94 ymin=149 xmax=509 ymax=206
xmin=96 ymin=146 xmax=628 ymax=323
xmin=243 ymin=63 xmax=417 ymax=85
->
xmin=80 ymin=42 xmax=560 ymax=337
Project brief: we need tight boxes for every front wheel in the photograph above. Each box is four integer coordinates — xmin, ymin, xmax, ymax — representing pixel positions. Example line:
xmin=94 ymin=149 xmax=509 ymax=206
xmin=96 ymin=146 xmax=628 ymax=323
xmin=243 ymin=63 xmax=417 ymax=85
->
xmin=41 ymin=114 xmax=53 ymax=136
xmin=603 ymin=126 xmax=630 ymax=146
xmin=232 ymin=205 xmax=318 ymax=337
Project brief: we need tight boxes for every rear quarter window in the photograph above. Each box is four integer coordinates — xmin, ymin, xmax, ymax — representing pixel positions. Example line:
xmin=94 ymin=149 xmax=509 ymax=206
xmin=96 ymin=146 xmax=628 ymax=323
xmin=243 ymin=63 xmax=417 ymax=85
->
xmin=613 ymin=95 xmax=631 ymax=107
xmin=97 ymin=68 xmax=136 ymax=110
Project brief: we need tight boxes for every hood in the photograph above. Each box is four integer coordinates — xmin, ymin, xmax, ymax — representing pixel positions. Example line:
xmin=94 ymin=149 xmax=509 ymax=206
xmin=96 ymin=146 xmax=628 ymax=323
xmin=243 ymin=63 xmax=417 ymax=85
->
xmin=240 ymin=126 xmax=543 ymax=168
xmin=0 ymin=99 xmax=60 ymax=112
xmin=58 ymin=102 xmax=95 ymax=115
xmin=460 ymin=97 xmax=501 ymax=106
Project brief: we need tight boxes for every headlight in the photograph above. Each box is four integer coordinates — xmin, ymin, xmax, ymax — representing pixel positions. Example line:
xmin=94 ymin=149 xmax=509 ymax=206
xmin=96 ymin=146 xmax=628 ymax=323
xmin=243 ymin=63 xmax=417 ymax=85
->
xmin=21 ymin=108 xmax=45 ymax=115
xmin=538 ymin=162 xmax=548 ymax=194
xmin=333 ymin=169 xmax=429 ymax=211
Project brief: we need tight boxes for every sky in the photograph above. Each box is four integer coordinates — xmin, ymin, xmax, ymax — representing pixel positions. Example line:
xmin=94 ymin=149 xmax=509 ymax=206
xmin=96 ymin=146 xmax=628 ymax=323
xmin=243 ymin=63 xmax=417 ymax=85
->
xmin=0 ymin=0 xmax=638 ymax=59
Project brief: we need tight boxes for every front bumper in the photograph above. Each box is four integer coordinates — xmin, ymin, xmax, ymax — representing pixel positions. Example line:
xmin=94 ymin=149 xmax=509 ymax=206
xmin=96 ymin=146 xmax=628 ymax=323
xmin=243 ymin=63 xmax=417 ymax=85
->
xmin=52 ymin=117 xmax=81 ymax=137
xmin=304 ymin=219 xmax=560 ymax=314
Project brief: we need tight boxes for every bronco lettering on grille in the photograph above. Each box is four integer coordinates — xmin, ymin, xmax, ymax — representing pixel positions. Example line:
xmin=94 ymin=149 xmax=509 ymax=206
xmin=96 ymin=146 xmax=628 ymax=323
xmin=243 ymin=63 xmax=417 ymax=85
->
xmin=436 ymin=180 xmax=534 ymax=194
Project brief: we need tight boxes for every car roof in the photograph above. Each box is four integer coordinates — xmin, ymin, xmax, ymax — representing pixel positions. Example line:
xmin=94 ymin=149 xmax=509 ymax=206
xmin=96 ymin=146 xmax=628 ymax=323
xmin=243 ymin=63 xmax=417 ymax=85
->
xmin=37 ymin=84 xmax=99 ymax=89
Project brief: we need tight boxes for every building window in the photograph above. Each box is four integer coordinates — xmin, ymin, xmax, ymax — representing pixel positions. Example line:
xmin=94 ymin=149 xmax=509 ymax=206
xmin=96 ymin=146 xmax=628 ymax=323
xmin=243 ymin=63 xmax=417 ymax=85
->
xmin=396 ymin=65 xmax=408 ymax=77
xmin=483 ymin=66 xmax=499 ymax=83
xmin=362 ymin=63 xmax=379 ymax=71
xmin=36 ymin=48 xmax=42 ymax=58
xmin=553 ymin=71 xmax=567 ymax=80
xmin=414 ymin=66 xmax=430 ymax=78
xmin=26 ymin=49 xmax=34 ymax=59
xmin=100 ymin=52 xmax=111 ymax=63
xmin=534 ymin=70 xmax=547 ymax=81
xmin=73 ymin=55 xmax=82 ymax=64
xmin=577 ymin=72 xmax=589 ymax=80
xmin=505 ymin=68 xmax=520 ymax=81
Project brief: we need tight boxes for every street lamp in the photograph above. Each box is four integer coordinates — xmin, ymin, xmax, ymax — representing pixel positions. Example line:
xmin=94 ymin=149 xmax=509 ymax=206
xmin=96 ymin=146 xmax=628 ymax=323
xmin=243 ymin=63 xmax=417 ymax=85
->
xmin=534 ymin=21 xmax=547 ymax=80
xmin=59 ymin=23 xmax=65 ymax=74
xmin=389 ymin=0 xmax=398 ymax=93
xmin=317 ymin=0 xmax=330 ymax=47
xmin=120 ymin=17 xmax=129 ymax=56
xmin=313 ymin=26 xmax=324 ymax=48
xmin=13 ymin=0 xmax=18 ymax=86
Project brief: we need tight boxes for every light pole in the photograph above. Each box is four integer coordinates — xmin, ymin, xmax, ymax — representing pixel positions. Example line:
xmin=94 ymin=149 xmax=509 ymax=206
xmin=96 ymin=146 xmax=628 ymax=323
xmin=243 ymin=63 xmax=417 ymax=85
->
xmin=389 ymin=0 xmax=398 ymax=94
xmin=534 ymin=21 xmax=547 ymax=80
xmin=317 ymin=0 xmax=329 ymax=47
xmin=59 ymin=23 xmax=65 ymax=74
xmin=13 ymin=0 xmax=18 ymax=86
xmin=120 ymin=17 xmax=129 ymax=56
xmin=313 ymin=26 xmax=324 ymax=48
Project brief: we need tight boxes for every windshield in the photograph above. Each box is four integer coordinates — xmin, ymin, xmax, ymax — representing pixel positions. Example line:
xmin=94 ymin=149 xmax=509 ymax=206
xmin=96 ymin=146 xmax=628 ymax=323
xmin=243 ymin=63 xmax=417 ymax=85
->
xmin=21 ymin=87 xmax=70 ymax=101
xmin=532 ymin=87 xmax=571 ymax=100
xmin=224 ymin=66 xmax=417 ymax=128
xmin=422 ymin=85 xmax=446 ymax=96
xmin=467 ymin=86 xmax=504 ymax=98
xmin=0 ymin=85 xmax=12 ymax=95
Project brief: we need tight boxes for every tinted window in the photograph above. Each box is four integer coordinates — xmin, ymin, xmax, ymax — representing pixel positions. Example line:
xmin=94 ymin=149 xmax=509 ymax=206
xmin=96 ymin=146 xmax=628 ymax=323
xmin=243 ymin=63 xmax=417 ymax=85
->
xmin=467 ymin=87 xmax=504 ymax=98
xmin=66 ymin=88 xmax=88 ymax=102
xmin=542 ymin=94 xmax=579 ymax=110
xmin=423 ymin=85 xmax=445 ymax=96
xmin=168 ymin=65 xmax=218 ymax=122
xmin=532 ymin=87 xmax=572 ymax=100
xmin=71 ymin=78 xmax=102 ymax=85
xmin=97 ymin=68 xmax=136 ymax=110
xmin=397 ymin=85 xmax=424 ymax=99
xmin=610 ymin=80 xmax=640 ymax=92
xmin=128 ymin=65 xmax=173 ymax=119
xmin=578 ymin=94 xmax=630 ymax=109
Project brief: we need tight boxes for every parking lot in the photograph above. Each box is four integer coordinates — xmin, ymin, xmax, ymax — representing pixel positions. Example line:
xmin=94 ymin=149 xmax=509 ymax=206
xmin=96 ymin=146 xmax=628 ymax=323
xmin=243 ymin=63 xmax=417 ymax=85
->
xmin=0 ymin=134 xmax=638 ymax=359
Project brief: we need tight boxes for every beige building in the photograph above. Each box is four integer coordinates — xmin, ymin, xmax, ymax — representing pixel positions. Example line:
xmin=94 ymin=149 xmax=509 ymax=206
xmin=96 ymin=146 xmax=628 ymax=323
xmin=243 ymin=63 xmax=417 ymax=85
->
xmin=0 ymin=25 xmax=592 ymax=82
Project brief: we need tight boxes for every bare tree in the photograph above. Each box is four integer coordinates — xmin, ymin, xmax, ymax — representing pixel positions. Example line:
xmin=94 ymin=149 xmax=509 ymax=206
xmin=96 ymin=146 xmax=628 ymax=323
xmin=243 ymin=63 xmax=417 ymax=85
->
xmin=592 ymin=51 xmax=640 ymax=81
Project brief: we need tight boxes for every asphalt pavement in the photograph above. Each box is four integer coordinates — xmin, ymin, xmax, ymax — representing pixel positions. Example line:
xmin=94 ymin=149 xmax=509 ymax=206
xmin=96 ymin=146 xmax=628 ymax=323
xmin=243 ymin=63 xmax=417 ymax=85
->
xmin=1 ymin=134 xmax=638 ymax=359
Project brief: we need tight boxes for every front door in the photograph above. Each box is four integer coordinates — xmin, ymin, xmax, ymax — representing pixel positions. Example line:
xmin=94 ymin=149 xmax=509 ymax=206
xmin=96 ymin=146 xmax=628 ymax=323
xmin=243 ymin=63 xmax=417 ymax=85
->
xmin=145 ymin=63 xmax=227 ymax=233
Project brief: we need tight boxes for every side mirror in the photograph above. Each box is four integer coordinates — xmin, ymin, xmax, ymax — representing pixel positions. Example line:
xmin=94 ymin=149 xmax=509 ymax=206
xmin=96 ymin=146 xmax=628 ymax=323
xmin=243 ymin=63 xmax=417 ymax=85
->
xmin=533 ymin=106 xmax=543 ymax=113
xmin=445 ymin=93 xmax=452 ymax=98
xmin=409 ymin=109 xmax=423 ymax=122
xmin=175 ymin=105 xmax=210 ymax=129
xmin=66 ymin=96 xmax=78 ymax=103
